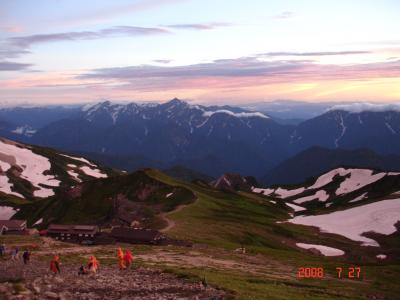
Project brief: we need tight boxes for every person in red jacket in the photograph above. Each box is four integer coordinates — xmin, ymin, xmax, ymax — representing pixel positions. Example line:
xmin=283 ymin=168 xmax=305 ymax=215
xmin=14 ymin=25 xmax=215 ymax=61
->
xmin=87 ymin=255 xmax=99 ymax=273
xmin=117 ymin=247 xmax=126 ymax=270
xmin=50 ymin=255 xmax=61 ymax=274
xmin=123 ymin=249 xmax=134 ymax=269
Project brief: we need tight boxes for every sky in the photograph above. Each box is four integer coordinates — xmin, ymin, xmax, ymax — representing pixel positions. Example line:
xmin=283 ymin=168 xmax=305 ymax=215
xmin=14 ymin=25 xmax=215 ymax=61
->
xmin=0 ymin=0 xmax=400 ymax=105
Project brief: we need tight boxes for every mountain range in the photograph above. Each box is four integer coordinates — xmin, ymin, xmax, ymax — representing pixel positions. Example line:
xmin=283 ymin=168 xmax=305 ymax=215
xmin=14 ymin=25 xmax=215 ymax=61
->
xmin=1 ymin=99 xmax=400 ymax=182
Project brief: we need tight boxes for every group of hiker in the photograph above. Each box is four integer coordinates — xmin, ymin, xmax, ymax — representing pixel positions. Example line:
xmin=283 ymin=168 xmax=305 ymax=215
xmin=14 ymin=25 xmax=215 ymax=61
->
xmin=1 ymin=242 xmax=134 ymax=275
xmin=49 ymin=247 xmax=134 ymax=275
xmin=0 ymin=244 xmax=31 ymax=264
xmin=117 ymin=247 xmax=134 ymax=270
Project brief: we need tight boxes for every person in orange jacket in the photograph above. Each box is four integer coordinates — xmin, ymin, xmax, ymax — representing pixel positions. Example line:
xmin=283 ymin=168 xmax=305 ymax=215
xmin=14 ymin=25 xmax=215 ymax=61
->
xmin=117 ymin=247 xmax=126 ymax=270
xmin=50 ymin=255 xmax=61 ymax=274
xmin=123 ymin=249 xmax=134 ymax=269
xmin=87 ymin=255 xmax=99 ymax=273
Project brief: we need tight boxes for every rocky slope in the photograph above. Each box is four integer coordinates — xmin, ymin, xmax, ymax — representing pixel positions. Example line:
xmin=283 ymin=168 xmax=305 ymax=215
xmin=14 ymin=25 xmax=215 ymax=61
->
xmin=0 ymin=260 xmax=224 ymax=300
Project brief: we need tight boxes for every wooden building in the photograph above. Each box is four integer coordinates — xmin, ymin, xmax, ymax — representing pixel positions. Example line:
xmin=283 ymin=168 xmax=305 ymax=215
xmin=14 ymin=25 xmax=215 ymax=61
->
xmin=47 ymin=224 xmax=99 ymax=244
xmin=0 ymin=220 xmax=27 ymax=235
xmin=110 ymin=227 xmax=165 ymax=245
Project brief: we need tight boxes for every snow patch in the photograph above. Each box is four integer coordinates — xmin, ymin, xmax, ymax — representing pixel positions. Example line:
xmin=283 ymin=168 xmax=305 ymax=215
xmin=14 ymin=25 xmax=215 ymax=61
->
xmin=289 ymin=199 xmax=400 ymax=247
xmin=0 ymin=140 xmax=60 ymax=198
xmin=12 ymin=126 xmax=37 ymax=137
xmin=80 ymin=166 xmax=107 ymax=178
xmin=274 ymin=187 xmax=305 ymax=198
xmin=61 ymin=154 xmax=97 ymax=167
xmin=336 ymin=169 xmax=386 ymax=195
xmin=334 ymin=113 xmax=346 ymax=148
xmin=252 ymin=187 xmax=274 ymax=196
xmin=294 ymin=190 xmax=329 ymax=204
xmin=203 ymin=110 xmax=269 ymax=119
xmin=308 ymin=168 xmax=349 ymax=190
xmin=385 ymin=122 xmax=397 ymax=134
xmin=33 ymin=218 xmax=43 ymax=226
xmin=286 ymin=203 xmax=306 ymax=212
xmin=296 ymin=243 xmax=344 ymax=256
xmin=349 ymin=192 xmax=368 ymax=203
xmin=67 ymin=170 xmax=82 ymax=182
xmin=0 ymin=206 xmax=19 ymax=220
xmin=0 ymin=161 xmax=24 ymax=198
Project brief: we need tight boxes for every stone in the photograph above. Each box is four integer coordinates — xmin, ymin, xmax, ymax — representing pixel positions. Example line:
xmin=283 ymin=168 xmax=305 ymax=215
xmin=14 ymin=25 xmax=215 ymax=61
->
xmin=44 ymin=291 xmax=60 ymax=299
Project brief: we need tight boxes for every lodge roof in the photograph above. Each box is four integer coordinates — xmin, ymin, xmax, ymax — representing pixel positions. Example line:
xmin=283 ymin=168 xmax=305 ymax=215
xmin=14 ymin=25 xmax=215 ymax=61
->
xmin=48 ymin=224 xmax=99 ymax=235
xmin=110 ymin=227 xmax=163 ymax=242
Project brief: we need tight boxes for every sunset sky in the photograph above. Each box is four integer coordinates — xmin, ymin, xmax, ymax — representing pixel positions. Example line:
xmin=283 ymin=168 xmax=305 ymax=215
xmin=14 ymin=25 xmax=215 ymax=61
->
xmin=1 ymin=0 xmax=400 ymax=105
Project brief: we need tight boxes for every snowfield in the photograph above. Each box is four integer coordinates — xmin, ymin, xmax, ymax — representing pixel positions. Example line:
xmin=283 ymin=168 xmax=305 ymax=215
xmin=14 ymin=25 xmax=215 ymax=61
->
xmin=296 ymin=243 xmax=344 ymax=256
xmin=349 ymin=192 xmax=368 ymax=203
xmin=335 ymin=169 xmax=386 ymax=195
xmin=256 ymin=168 xmax=394 ymax=202
xmin=289 ymin=199 xmax=400 ymax=247
xmin=306 ymin=168 xmax=387 ymax=195
xmin=61 ymin=154 xmax=97 ymax=167
xmin=274 ymin=187 xmax=305 ymax=198
xmin=202 ymin=110 xmax=269 ymax=119
xmin=0 ymin=161 xmax=24 ymax=198
xmin=252 ymin=187 xmax=274 ymax=196
xmin=307 ymin=168 xmax=349 ymax=190
xmin=0 ymin=140 xmax=60 ymax=198
xmin=286 ymin=203 xmax=306 ymax=212
xmin=294 ymin=190 xmax=329 ymax=204
xmin=0 ymin=206 xmax=19 ymax=220
xmin=80 ymin=166 xmax=107 ymax=178
xmin=67 ymin=170 xmax=82 ymax=182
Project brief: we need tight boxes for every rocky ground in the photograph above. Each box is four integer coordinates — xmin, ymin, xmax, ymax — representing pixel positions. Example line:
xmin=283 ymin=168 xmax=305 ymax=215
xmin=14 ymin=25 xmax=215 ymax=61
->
xmin=0 ymin=259 xmax=226 ymax=299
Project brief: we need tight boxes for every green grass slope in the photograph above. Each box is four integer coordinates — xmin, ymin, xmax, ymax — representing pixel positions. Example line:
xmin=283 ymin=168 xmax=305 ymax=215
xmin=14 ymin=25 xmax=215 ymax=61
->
xmin=143 ymin=169 xmax=400 ymax=300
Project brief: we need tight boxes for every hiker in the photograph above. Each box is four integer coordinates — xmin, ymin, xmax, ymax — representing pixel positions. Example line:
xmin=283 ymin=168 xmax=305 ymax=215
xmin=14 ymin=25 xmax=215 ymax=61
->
xmin=117 ymin=247 xmax=126 ymax=270
xmin=78 ymin=264 xmax=88 ymax=276
xmin=11 ymin=247 xmax=19 ymax=261
xmin=0 ymin=244 xmax=5 ymax=256
xmin=22 ymin=250 xmax=31 ymax=264
xmin=50 ymin=255 xmax=61 ymax=274
xmin=87 ymin=255 xmax=99 ymax=273
xmin=123 ymin=249 xmax=134 ymax=269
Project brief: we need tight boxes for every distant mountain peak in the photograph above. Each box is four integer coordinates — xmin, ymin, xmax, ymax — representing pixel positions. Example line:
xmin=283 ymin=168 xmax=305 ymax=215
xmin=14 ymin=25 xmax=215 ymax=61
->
xmin=163 ymin=98 xmax=189 ymax=107
xmin=212 ymin=173 xmax=253 ymax=192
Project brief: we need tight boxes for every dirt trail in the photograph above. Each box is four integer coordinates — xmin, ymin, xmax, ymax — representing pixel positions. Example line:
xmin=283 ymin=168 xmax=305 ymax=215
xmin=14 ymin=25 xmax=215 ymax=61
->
xmin=160 ymin=198 xmax=198 ymax=233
